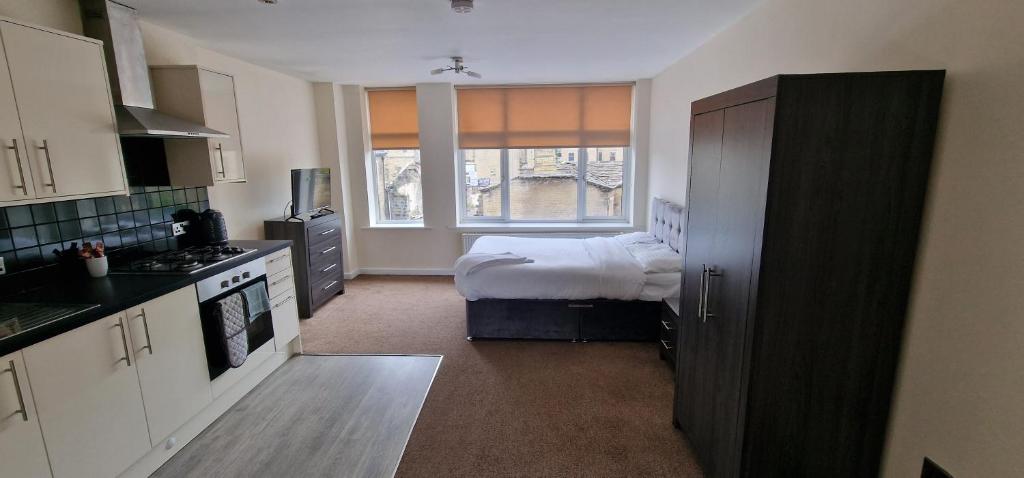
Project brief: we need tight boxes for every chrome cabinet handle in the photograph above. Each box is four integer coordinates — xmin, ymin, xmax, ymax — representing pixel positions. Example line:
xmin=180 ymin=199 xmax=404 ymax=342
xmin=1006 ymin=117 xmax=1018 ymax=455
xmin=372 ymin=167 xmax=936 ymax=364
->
xmin=135 ymin=308 xmax=153 ymax=355
xmin=661 ymin=320 xmax=675 ymax=331
xmin=696 ymin=264 xmax=707 ymax=320
xmin=320 ymin=246 xmax=337 ymax=254
xmin=215 ymin=143 xmax=226 ymax=178
xmin=271 ymin=275 xmax=292 ymax=287
xmin=268 ymin=255 xmax=287 ymax=264
xmin=702 ymin=267 xmax=721 ymax=322
xmin=37 ymin=140 xmax=56 ymax=192
xmin=3 ymin=360 xmax=28 ymax=421
xmin=6 ymin=139 xmax=28 ymax=195
xmin=272 ymin=296 xmax=294 ymax=309
xmin=660 ymin=339 xmax=674 ymax=351
xmin=113 ymin=317 xmax=132 ymax=366
xmin=321 ymin=263 xmax=337 ymax=273
xmin=318 ymin=228 xmax=336 ymax=236
xmin=322 ymin=280 xmax=338 ymax=291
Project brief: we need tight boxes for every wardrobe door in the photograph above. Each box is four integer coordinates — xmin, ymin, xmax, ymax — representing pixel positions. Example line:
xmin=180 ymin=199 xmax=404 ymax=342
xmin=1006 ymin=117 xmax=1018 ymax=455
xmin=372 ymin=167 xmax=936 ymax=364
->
xmin=674 ymin=109 xmax=723 ymax=467
xmin=704 ymin=98 xmax=776 ymax=478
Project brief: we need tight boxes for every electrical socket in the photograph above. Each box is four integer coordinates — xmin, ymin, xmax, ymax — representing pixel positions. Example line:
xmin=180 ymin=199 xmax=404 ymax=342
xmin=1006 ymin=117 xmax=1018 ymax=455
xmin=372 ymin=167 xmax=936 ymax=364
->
xmin=172 ymin=221 xmax=187 ymax=236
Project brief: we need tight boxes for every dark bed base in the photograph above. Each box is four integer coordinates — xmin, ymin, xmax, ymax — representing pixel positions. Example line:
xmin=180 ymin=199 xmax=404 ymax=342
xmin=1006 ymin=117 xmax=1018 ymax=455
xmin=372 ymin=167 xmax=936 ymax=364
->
xmin=465 ymin=299 xmax=661 ymax=342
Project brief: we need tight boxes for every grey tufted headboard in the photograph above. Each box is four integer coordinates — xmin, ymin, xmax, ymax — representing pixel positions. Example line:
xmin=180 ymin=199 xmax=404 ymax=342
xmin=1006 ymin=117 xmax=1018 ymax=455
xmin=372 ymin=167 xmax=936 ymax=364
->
xmin=649 ymin=198 xmax=685 ymax=254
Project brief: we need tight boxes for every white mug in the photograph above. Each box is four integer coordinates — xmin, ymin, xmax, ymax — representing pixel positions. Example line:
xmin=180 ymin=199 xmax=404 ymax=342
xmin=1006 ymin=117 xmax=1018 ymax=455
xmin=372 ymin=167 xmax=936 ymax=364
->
xmin=85 ymin=256 xmax=109 ymax=278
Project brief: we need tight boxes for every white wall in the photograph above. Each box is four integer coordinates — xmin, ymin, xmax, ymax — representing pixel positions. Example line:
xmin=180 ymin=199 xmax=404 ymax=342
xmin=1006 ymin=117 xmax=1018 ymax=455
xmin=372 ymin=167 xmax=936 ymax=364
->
xmin=647 ymin=0 xmax=1024 ymax=476
xmin=0 ymin=2 xmax=324 ymax=241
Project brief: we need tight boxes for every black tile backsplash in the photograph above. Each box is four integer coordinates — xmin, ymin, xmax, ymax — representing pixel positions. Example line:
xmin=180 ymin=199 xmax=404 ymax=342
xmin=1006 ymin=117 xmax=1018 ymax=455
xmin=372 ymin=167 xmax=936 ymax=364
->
xmin=0 ymin=187 xmax=209 ymax=274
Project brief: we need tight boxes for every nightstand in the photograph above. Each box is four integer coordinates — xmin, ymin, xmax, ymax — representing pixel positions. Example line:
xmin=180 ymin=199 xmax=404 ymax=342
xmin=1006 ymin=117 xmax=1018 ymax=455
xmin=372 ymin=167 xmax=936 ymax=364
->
xmin=660 ymin=297 xmax=680 ymax=370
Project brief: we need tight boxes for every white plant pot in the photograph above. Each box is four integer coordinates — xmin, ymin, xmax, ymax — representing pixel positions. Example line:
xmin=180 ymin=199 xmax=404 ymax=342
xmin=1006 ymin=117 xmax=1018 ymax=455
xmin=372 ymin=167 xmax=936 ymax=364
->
xmin=85 ymin=256 xmax=108 ymax=278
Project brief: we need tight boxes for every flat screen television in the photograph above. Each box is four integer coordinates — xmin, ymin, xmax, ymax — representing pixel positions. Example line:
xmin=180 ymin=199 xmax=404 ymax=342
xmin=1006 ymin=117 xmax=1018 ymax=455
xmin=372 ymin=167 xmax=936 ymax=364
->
xmin=291 ymin=168 xmax=331 ymax=217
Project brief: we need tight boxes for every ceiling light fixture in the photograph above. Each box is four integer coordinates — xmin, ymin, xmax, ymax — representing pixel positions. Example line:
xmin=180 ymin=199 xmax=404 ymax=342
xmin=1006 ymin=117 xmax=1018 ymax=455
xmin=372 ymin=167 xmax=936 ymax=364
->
xmin=451 ymin=0 xmax=474 ymax=14
xmin=430 ymin=56 xmax=483 ymax=79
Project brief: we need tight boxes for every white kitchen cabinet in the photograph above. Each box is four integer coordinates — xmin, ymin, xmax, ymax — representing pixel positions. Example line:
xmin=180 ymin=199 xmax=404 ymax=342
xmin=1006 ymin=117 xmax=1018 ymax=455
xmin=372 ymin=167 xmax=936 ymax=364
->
xmin=23 ymin=312 xmax=151 ymax=478
xmin=126 ymin=286 xmax=213 ymax=446
xmin=0 ymin=19 xmax=127 ymax=201
xmin=151 ymin=65 xmax=246 ymax=186
xmin=0 ymin=351 xmax=51 ymax=478
xmin=0 ymin=36 xmax=36 ymax=202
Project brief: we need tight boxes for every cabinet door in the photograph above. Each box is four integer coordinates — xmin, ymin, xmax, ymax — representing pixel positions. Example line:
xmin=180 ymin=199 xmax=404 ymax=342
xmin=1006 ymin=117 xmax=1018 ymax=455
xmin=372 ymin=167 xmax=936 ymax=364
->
xmin=23 ymin=313 xmax=151 ymax=478
xmin=674 ymin=109 xmax=724 ymax=469
xmin=126 ymin=286 xmax=212 ymax=445
xmin=200 ymin=69 xmax=245 ymax=183
xmin=0 ymin=351 xmax=51 ymax=478
xmin=0 ymin=34 xmax=36 ymax=202
xmin=704 ymin=98 xmax=776 ymax=478
xmin=0 ymin=22 xmax=126 ymax=199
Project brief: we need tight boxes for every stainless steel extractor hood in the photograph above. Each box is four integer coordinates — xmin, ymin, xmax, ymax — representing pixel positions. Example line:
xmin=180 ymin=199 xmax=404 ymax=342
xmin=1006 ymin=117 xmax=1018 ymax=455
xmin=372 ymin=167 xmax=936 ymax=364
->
xmin=79 ymin=0 xmax=227 ymax=138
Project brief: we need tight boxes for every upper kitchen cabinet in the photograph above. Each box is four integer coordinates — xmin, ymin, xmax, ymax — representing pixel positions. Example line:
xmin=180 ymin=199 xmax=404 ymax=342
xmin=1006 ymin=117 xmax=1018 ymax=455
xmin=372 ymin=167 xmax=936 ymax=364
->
xmin=0 ymin=19 xmax=128 ymax=203
xmin=151 ymin=65 xmax=247 ymax=186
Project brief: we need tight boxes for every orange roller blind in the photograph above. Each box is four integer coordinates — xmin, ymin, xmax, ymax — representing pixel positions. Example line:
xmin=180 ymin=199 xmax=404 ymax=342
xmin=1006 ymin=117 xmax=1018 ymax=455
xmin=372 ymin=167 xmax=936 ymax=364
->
xmin=457 ymin=84 xmax=632 ymax=149
xmin=367 ymin=88 xmax=419 ymax=149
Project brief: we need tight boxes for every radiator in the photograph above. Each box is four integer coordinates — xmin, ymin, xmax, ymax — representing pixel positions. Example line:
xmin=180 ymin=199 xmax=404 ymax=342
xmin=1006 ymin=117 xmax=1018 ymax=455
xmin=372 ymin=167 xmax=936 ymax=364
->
xmin=461 ymin=231 xmax=625 ymax=253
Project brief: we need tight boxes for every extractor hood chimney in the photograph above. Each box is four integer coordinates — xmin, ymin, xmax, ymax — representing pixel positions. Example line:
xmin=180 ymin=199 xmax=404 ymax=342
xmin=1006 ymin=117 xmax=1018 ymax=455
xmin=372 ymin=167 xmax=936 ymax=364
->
xmin=79 ymin=0 xmax=227 ymax=138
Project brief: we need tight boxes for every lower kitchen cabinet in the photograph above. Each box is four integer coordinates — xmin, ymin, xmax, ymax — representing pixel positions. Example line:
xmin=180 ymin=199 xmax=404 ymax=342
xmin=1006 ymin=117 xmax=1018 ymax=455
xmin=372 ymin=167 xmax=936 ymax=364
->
xmin=266 ymin=248 xmax=301 ymax=350
xmin=126 ymin=286 xmax=213 ymax=446
xmin=0 ymin=351 xmax=51 ymax=478
xmin=23 ymin=312 xmax=151 ymax=478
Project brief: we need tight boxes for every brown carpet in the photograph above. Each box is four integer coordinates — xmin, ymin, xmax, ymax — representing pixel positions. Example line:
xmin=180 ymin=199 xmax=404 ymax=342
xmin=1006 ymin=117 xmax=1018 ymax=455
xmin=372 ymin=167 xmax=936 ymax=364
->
xmin=300 ymin=275 xmax=703 ymax=478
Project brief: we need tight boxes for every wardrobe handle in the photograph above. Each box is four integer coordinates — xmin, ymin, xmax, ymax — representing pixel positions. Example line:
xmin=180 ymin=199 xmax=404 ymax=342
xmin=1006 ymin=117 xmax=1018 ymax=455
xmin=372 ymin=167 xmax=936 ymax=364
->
xmin=3 ymin=360 xmax=28 ymax=421
xmin=696 ymin=264 xmax=707 ymax=320
xmin=703 ymin=267 xmax=721 ymax=322
xmin=135 ymin=308 xmax=154 ymax=355
xmin=6 ymin=139 xmax=28 ymax=195
xmin=113 ymin=317 xmax=132 ymax=366
xmin=37 ymin=140 xmax=56 ymax=192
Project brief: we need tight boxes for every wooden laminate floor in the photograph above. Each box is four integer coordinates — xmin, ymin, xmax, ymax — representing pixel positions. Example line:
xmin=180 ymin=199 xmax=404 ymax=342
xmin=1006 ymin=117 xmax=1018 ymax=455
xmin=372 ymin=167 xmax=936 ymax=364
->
xmin=152 ymin=354 xmax=441 ymax=478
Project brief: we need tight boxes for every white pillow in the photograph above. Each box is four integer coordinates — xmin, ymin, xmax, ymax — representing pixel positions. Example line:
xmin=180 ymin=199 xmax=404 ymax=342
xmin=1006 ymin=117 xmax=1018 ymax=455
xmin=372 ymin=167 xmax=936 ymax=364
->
xmin=626 ymin=243 xmax=682 ymax=273
xmin=614 ymin=231 xmax=658 ymax=245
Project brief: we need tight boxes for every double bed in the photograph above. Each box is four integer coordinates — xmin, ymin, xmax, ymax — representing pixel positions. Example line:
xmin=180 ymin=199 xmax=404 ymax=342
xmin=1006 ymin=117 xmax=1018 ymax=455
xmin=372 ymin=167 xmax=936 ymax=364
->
xmin=455 ymin=198 xmax=685 ymax=341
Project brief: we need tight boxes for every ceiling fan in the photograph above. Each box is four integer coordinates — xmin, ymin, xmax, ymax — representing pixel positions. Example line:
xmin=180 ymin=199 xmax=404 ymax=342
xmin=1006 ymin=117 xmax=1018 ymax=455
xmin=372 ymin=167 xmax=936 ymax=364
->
xmin=430 ymin=57 xmax=483 ymax=79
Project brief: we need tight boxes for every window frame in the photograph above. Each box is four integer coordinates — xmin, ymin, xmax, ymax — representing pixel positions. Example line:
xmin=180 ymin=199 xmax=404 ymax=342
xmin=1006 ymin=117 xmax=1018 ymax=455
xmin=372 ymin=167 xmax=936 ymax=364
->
xmin=457 ymin=147 xmax=632 ymax=224
xmin=368 ymin=148 xmax=424 ymax=225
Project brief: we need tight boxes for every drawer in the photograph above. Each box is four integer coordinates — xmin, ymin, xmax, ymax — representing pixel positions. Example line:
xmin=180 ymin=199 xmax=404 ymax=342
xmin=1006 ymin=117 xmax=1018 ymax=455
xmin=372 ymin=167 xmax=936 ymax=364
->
xmin=310 ymin=274 xmax=343 ymax=307
xmin=268 ymin=269 xmax=296 ymax=300
xmin=308 ymin=220 xmax=341 ymax=247
xmin=309 ymin=260 xmax=341 ymax=285
xmin=265 ymin=249 xmax=292 ymax=277
xmin=308 ymin=241 xmax=340 ymax=261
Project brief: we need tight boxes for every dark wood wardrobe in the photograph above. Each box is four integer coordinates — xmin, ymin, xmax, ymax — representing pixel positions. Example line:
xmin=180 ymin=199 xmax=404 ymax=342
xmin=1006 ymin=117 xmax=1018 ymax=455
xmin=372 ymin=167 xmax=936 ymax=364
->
xmin=672 ymin=71 xmax=945 ymax=478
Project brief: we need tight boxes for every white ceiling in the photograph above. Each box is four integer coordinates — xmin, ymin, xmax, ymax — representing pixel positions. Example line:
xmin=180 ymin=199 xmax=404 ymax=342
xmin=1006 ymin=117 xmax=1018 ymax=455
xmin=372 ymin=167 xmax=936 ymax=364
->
xmin=121 ymin=0 xmax=760 ymax=85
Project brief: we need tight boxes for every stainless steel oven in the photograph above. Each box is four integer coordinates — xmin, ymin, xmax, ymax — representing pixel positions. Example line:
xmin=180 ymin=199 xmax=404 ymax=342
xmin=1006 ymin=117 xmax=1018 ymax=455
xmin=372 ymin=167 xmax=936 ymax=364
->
xmin=196 ymin=259 xmax=274 ymax=380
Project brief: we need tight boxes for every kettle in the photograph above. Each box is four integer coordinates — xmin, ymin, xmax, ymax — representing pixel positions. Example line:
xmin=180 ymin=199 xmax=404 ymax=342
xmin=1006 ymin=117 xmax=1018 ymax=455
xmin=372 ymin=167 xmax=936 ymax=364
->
xmin=199 ymin=209 xmax=229 ymax=245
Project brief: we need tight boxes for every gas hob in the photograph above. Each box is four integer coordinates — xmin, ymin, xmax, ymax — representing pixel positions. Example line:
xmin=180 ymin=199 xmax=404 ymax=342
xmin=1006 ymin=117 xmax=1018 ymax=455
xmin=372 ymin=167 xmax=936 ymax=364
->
xmin=109 ymin=245 xmax=256 ymax=275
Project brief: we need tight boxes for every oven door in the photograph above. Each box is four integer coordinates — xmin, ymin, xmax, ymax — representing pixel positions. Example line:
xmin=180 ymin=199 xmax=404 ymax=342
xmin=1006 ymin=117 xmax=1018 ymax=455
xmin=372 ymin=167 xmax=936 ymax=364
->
xmin=199 ymin=275 xmax=275 ymax=380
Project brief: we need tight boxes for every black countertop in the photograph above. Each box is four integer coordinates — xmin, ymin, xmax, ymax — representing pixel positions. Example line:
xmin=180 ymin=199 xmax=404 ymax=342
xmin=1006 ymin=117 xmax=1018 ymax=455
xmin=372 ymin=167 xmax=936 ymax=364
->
xmin=0 ymin=240 xmax=291 ymax=356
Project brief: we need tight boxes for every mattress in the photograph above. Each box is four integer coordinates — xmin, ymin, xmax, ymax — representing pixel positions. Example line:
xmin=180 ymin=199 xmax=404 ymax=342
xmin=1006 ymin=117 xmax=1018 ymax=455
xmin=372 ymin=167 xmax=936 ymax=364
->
xmin=454 ymin=233 xmax=681 ymax=301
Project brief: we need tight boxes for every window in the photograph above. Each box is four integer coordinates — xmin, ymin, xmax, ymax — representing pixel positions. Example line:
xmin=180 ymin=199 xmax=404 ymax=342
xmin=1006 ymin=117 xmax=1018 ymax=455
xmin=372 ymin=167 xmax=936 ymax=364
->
xmin=457 ymin=85 xmax=633 ymax=223
xmin=367 ymin=88 xmax=422 ymax=223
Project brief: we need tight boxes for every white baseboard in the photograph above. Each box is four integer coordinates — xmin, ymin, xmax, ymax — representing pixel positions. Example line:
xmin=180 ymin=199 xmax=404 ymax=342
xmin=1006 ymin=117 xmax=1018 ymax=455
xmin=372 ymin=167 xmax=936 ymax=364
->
xmin=356 ymin=267 xmax=454 ymax=276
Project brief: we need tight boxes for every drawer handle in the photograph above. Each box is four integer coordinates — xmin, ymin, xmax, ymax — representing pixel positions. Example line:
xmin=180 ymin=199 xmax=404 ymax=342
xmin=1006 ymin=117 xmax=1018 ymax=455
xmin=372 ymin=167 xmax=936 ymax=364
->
xmin=567 ymin=304 xmax=594 ymax=309
xmin=322 ymin=280 xmax=339 ymax=291
xmin=268 ymin=254 xmax=288 ymax=264
xmin=660 ymin=339 xmax=674 ymax=351
xmin=660 ymin=320 xmax=675 ymax=332
xmin=271 ymin=275 xmax=292 ymax=287
xmin=318 ymin=228 xmax=336 ymax=236
xmin=320 ymin=246 xmax=337 ymax=254
xmin=273 ymin=296 xmax=294 ymax=309
xmin=2 ymin=360 xmax=28 ymax=421
xmin=321 ymin=263 xmax=337 ymax=273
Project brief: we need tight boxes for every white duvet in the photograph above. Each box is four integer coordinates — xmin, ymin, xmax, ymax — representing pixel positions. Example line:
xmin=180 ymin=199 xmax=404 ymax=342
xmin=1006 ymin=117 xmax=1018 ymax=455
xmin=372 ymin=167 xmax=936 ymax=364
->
xmin=455 ymin=234 xmax=681 ymax=301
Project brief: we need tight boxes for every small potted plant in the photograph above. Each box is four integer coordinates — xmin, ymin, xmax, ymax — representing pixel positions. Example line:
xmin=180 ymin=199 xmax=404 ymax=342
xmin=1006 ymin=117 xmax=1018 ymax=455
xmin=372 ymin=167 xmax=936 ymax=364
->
xmin=80 ymin=241 xmax=108 ymax=278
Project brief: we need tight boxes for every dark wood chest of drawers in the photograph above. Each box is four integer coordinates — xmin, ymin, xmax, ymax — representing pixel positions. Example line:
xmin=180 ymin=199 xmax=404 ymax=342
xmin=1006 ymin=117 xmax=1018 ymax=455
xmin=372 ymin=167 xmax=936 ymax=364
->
xmin=264 ymin=213 xmax=344 ymax=318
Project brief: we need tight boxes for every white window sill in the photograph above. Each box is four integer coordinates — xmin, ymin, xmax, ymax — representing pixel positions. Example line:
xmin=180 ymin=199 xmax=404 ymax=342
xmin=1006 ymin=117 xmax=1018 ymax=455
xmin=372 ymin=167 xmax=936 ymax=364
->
xmin=452 ymin=222 xmax=634 ymax=233
xmin=362 ymin=224 xmax=430 ymax=230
